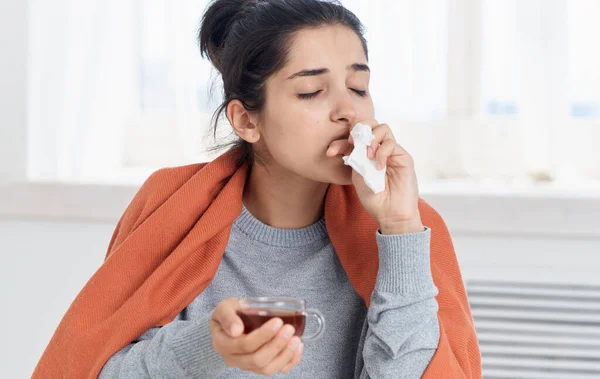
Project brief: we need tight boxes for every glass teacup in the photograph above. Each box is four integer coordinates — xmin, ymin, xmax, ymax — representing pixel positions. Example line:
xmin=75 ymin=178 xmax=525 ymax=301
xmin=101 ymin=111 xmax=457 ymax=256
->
xmin=237 ymin=297 xmax=325 ymax=342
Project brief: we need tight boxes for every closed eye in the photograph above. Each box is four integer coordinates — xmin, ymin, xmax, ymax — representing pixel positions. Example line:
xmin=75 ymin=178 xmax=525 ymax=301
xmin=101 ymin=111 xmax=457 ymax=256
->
xmin=297 ymin=89 xmax=368 ymax=100
xmin=351 ymin=89 xmax=368 ymax=97
xmin=297 ymin=90 xmax=322 ymax=100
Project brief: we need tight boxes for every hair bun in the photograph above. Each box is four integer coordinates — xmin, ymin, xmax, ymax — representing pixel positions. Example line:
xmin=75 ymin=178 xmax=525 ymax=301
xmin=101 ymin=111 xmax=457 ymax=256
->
xmin=199 ymin=0 xmax=255 ymax=73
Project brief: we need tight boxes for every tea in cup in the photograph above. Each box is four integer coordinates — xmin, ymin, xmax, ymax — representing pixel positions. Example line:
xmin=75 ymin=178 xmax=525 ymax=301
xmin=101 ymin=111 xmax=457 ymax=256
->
xmin=237 ymin=297 xmax=325 ymax=342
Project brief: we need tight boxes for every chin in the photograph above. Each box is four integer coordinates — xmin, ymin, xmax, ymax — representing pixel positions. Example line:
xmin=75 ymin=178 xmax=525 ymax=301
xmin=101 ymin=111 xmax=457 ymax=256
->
xmin=326 ymin=163 xmax=353 ymax=185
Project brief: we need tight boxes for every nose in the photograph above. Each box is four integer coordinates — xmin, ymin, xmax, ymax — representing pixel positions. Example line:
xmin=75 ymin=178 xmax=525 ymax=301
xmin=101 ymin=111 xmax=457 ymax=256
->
xmin=331 ymin=90 xmax=358 ymax=127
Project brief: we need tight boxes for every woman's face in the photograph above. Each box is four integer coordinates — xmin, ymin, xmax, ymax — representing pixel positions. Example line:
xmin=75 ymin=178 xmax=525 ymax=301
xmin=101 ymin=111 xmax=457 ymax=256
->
xmin=255 ymin=24 xmax=374 ymax=185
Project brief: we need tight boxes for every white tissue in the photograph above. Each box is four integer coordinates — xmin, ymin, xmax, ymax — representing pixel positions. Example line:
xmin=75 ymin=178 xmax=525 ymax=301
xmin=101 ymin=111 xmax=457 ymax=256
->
xmin=342 ymin=123 xmax=386 ymax=194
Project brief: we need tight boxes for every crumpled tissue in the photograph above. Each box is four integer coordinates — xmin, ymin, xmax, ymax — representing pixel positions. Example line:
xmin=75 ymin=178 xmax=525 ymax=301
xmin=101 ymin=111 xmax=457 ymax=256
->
xmin=342 ymin=123 xmax=386 ymax=194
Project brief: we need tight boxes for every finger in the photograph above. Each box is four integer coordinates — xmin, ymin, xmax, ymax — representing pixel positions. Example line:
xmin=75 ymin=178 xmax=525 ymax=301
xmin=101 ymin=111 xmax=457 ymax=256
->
xmin=378 ymin=140 xmax=415 ymax=170
xmin=326 ymin=139 xmax=353 ymax=157
xmin=211 ymin=298 xmax=244 ymax=337
xmin=262 ymin=336 xmax=302 ymax=376
xmin=210 ymin=316 xmax=241 ymax=359
xmin=279 ymin=342 xmax=304 ymax=374
xmin=374 ymin=139 xmax=396 ymax=170
xmin=233 ymin=317 xmax=284 ymax=354
xmin=238 ymin=325 xmax=296 ymax=371
xmin=369 ymin=123 xmax=396 ymax=157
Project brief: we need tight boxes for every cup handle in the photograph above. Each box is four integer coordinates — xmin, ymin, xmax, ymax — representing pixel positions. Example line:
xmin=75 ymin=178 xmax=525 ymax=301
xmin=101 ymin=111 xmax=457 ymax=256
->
xmin=300 ymin=308 xmax=325 ymax=343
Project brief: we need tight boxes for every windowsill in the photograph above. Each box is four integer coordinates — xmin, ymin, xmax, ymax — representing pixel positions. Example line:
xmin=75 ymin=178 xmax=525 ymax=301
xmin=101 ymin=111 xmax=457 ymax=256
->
xmin=0 ymin=180 xmax=599 ymax=238
xmin=0 ymin=181 xmax=138 ymax=224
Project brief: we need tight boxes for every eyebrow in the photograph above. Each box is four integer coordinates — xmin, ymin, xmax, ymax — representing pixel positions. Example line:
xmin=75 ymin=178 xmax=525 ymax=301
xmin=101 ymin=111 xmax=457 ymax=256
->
xmin=286 ymin=63 xmax=370 ymax=80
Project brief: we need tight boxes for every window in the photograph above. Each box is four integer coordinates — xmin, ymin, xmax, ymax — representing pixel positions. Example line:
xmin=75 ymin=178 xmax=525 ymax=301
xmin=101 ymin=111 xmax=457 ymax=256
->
xmin=27 ymin=0 xmax=600 ymax=188
xmin=477 ymin=0 xmax=600 ymax=185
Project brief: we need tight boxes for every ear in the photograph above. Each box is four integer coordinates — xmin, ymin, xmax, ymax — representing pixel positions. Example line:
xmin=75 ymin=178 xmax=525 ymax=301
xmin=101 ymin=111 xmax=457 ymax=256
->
xmin=227 ymin=100 xmax=260 ymax=143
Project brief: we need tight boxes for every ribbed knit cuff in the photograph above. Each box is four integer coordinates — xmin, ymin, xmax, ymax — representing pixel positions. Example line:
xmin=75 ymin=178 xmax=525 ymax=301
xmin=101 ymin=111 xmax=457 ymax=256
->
xmin=375 ymin=227 xmax=436 ymax=294
xmin=170 ymin=314 xmax=227 ymax=378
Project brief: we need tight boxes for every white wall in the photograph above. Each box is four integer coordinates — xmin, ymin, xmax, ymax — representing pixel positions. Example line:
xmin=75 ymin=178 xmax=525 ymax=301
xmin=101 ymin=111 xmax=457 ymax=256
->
xmin=1 ymin=219 xmax=114 ymax=378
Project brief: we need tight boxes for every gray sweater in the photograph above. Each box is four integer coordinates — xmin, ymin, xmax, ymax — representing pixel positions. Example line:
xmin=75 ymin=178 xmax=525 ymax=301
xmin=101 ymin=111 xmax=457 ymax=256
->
xmin=99 ymin=205 xmax=440 ymax=378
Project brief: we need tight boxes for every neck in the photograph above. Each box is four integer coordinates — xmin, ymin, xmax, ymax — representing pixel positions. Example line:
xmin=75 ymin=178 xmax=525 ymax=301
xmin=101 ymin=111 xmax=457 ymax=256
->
xmin=242 ymin=163 xmax=329 ymax=229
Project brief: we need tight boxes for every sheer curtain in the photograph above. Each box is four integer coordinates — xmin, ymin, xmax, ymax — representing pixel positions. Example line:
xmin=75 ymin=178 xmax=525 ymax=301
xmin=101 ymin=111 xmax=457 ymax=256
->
xmin=125 ymin=0 xmax=226 ymax=171
xmin=28 ymin=0 xmax=139 ymax=183
xmin=565 ymin=0 xmax=600 ymax=181
xmin=343 ymin=0 xmax=448 ymax=121
xmin=479 ymin=0 xmax=600 ymax=185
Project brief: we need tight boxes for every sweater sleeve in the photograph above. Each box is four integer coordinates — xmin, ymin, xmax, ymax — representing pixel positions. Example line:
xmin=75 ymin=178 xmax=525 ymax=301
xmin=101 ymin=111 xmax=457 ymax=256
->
xmin=354 ymin=227 xmax=441 ymax=379
xmin=98 ymin=313 xmax=227 ymax=379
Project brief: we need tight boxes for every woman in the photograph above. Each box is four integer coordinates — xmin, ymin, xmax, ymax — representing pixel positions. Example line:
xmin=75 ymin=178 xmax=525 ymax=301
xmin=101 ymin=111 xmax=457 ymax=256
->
xmin=33 ymin=0 xmax=481 ymax=378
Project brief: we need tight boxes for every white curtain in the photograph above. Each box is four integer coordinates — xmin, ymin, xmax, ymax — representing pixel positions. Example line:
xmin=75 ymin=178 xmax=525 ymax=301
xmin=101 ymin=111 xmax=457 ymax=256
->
xmin=479 ymin=0 xmax=600 ymax=183
xmin=130 ymin=0 xmax=225 ymax=169
xmin=565 ymin=0 xmax=600 ymax=181
xmin=342 ymin=0 xmax=448 ymax=121
xmin=29 ymin=0 xmax=139 ymax=183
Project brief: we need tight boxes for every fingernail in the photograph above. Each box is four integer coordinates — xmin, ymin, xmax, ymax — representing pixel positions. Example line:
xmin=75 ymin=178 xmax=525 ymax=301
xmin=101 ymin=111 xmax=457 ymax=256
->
xmin=368 ymin=146 xmax=374 ymax=157
xmin=271 ymin=318 xmax=283 ymax=332
xmin=288 ymin=337 xmax=301 ymax=351
xmin=230 ymin=322 xmax=243 ymax=336
xmin=282 ymin=325 xmax=295 ymax=339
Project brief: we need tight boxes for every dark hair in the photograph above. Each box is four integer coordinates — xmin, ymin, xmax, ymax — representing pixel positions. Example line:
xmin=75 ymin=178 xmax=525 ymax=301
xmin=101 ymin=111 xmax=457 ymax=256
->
xmin=198 ymin=0 xmax=368 ymax=167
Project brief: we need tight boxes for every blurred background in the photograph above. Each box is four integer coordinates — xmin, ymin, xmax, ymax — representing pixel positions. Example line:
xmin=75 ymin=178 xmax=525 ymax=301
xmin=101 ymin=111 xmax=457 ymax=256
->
xmin=1 ymin=0 xmax=599 ymax=378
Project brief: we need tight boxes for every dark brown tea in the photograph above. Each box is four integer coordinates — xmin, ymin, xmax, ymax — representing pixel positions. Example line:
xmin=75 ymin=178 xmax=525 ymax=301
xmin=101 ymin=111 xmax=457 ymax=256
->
xmin=237 ymin=309 xmax=306 ymax=336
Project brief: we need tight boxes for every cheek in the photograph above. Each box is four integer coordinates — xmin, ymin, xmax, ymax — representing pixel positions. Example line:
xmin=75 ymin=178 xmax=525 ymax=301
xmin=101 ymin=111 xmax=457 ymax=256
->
xmin=263 ymin=122 xmax=329 ymax=172
xmin=260 ymin=117 xmax=311 ymax=159
xmin=272 ymin=106 xmax=326 ymax=143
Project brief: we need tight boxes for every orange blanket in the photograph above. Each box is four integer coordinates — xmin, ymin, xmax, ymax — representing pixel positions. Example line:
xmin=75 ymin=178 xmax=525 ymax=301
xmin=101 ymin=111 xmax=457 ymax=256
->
xmin=32 ymin=148 xmax=481 ymax=378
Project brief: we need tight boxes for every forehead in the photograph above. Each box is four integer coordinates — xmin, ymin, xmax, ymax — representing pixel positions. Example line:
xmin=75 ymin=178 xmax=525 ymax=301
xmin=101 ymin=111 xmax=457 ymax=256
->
xmin=278 ymin=24 xmax=368 ymax=78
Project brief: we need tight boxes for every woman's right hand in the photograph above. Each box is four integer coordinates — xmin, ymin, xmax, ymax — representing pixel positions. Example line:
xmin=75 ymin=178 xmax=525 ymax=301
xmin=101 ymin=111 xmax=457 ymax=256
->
xmin=210 ymin=297 xmax=304 ymax=376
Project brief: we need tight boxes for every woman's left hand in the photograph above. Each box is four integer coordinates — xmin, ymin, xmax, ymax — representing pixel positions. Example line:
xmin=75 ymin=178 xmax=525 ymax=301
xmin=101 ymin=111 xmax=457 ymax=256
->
xmin=349 ymin=120 xmax=424 ymax=235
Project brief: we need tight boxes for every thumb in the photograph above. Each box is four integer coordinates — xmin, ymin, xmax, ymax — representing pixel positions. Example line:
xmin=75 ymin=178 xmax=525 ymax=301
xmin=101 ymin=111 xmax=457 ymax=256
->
xmin=212 ymin=297 xmax=245 ymax=338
